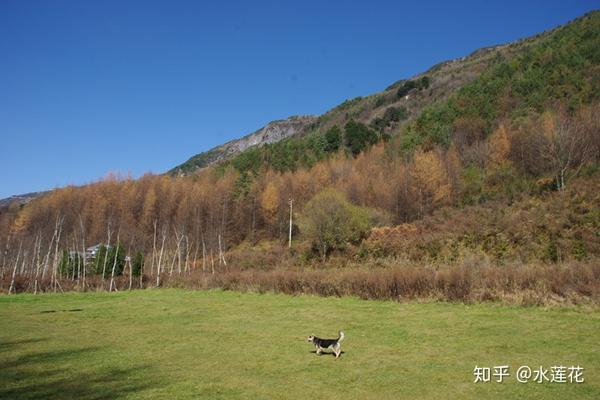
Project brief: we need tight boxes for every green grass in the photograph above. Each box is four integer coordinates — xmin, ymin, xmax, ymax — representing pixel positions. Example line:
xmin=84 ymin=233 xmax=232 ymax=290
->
xmin=1 ymin=290 xmax=599 ymax=399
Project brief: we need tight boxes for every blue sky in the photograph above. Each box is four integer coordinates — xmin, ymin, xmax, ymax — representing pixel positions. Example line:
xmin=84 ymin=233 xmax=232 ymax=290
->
xmin=0 ymin=0 xmax=598 ymax=198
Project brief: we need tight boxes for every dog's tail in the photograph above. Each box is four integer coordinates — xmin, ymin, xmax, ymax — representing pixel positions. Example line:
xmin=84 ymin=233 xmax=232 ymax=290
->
xmin=338 ymin=331 xmax=345 ymax=342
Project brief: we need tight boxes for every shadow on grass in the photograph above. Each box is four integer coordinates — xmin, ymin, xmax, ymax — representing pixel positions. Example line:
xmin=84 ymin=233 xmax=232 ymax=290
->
xmin=0 ymin=340 xmax=159 ymax=399
xmin=309 ymin=350 xmax=346 ymax=357
xmin=0 ymin=338 xmax=47 ymax=352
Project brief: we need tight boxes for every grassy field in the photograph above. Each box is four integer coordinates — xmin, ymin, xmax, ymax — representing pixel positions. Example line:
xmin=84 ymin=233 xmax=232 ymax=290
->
xmin=0 ymin=290 xmax=599 ymax=399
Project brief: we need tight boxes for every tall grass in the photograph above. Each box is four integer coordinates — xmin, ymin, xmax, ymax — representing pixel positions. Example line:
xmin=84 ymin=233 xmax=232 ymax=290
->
xmin=4 ymin=258 xmax=600 ymax=306
xmin=166 ymin=260 xmax=600 ymax=306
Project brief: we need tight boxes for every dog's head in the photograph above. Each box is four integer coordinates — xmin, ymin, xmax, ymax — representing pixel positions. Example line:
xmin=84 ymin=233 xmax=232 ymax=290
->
xmin=307 ymin=335 xmax=315 ymax=343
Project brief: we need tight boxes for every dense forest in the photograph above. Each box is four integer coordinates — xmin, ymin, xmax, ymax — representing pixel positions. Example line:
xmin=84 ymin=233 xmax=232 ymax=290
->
xmin=1 ymin=11 xmax=599 ymax=303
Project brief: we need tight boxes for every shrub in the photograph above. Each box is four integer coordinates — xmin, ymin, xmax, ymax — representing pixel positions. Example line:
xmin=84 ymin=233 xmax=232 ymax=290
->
xmin=396 ymin=77 xmax=430 ymax=98
xmin=396 ymin=80 xmax=418 ymax=98
xmin=383 ymin=106 xmax=408 ymax=123
xmin=300 ymin=189 xmax=372 ymax=260
xmin=344 ymin=120 xmax=379 ymax=155
xmin=374 ymin=96 xmax=387 ymax=107
xmin=93 ymin=244 xmax=125 ymax=276
xmin=571 ymin=239 xmax=587 ymax=261
xmin=324 ymin=126 xmax=342 ymax=152
xmin=93 ymin=245 xmax=108 ymax=276
xmin=167 ymin=261 xmax=600 ymax=305
xmin=59 ymin=250 xmax=83 ymax=278
xmin=132 ymin=251 xmax=144 ymax=277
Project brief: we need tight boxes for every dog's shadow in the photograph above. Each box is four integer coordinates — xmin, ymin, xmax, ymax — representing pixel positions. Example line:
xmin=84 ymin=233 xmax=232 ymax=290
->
xmin=309 ymin=350 xmax=346 ymax=357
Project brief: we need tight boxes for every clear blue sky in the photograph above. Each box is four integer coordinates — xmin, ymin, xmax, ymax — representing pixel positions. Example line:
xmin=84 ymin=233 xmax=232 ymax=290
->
xmin=0 ymin=0 xmax=598 ymax=198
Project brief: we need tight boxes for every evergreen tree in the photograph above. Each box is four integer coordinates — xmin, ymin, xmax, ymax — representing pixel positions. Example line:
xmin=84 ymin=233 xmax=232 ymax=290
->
xmin=324 ymin=126 xmax=342 ymax=152
xmin=344 ymin=120 xmax=378 ymax=155
xmin=132 ymin=251 xmax=144 ymax=277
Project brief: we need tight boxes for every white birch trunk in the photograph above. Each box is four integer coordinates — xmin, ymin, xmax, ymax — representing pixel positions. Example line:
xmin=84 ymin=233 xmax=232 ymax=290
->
xmin=191 ymin=239 xmax=198 ymax=273
xmin=79 ymin=216 xmax=86 ymax=290
xmin=8 ymin=241 xmax=22 ymax=295
xmin=156 ymin=228 xmax=166 ymax=287
xmin=33 ymin=233 xmax=42 ymax=294
xmin=184 ymin=235 xmax=190 ymax=274
xmin=52 ymin=217 xmax=64 ymax=293
xmin=109 ymin=230 xmax=120 ymax=292
xmin=128 ymin=249 xmax=132 ymax=291
xmin=218 ymin=234 xmax=226 ymax=267
xmin=101 ymin=224 xmax=112 ymax=282
xmin=41 ymin=222 xmax=58 ymax=280
xmin=288 ymin=198 xmax=293 ymax=248
xmin=202 ymin=239 xmax=207 ymax=272
xmin=151 ymin=219 xmax=157 ymax=276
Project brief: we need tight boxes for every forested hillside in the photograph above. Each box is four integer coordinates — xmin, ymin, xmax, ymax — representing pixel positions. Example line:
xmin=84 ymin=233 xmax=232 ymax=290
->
xmin=1 ymin=11 xmax=599 ymax=302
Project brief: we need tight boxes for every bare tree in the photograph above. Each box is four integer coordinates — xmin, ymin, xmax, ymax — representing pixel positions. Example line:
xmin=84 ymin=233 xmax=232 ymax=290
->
xmin=73 ymin=234 xmax=80 ymax=284
xmin=79 ymin=216 xmax=86 ymax=290
xmin=191 ymin=238 xmax=199 ymax=273
xmin=8 ymin=240 xmax=22 ymax=294
xmin=19 ymin=249 xmax=29 ymax=288
xmin=101 ymin=222 xmax=112 ymax=282
xmin=540 ymin=113 xmax=593 ymax=191
xmin=41 ymin=217 xmax=60 ymax=281
xmin=184 ymin=235 xmax=190 ymax=274
xmin=218 ymin=234 xmax=227 ymax=268
xmin=33 ymin=232 xmax=42 ymax=294
xmin=139 ymin=248 xmax=144 ymax=289
xmin=202 ymin=235 xmax=207 ymax=272
xmin=288 ymin=198 xmax=293 ymax=248
xmin=128 ymin=247 xmax=133 ymax=290
xmin=170 ymin=227 xmax=184 ymax=276
xmin=151 ymin=219 xmax=157 ymax=276
xmin=51 ymin=216 xmax=65 ymax=293
xmin=109 ymin=229 xmax=121 ymax=292
xmin=156 ymin=225 xmax=167 ymax=287
xmin=0 ymin=234 xmax=10 ymax=278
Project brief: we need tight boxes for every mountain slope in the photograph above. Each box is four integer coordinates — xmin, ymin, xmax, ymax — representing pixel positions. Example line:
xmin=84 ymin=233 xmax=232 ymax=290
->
xmin=170 ymin=115 xmax=317 ymax=175
xmin=0 ymin=191 xmax=46 ymax=210
xmin=169 ymin=11 xmax=582 ymax=175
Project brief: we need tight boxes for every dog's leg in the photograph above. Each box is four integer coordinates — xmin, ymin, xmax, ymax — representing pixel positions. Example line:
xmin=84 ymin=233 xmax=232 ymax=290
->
xmin=334 ymin=343 xmax=341 ymax=358
xmin=316 ymin=346 xmax=322 ymax=355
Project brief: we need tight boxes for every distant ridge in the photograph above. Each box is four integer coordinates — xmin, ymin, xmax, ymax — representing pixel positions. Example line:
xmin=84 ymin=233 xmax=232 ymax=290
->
xmin=0 ymin=191 xmax=46 ymax=209
xmin=170 ymin=115 xmax=317 ymax=175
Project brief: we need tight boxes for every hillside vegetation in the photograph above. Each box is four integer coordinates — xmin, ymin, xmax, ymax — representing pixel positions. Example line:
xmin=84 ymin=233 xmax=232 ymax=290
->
xmin=1 ymin=11 xmax=599 ymax=303
xmin=169 ymin=8 xmax=553 ymax=174
xmin=176 ymin=10 xmax=599 ymax=176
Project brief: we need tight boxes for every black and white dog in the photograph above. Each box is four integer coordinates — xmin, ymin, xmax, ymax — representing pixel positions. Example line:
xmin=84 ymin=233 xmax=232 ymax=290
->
xmin=307 ymin=331 xmax=345 ymax=358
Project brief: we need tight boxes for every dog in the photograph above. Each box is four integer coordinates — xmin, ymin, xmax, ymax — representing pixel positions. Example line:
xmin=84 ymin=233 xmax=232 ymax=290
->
xmin=307 ymin=331 xmax=344 ymax=358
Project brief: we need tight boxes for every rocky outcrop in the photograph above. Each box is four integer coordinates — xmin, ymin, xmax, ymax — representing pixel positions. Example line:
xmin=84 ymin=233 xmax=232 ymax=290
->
xmin=170 ymin=115 xmax=316 ymax=175
xmin=219 ymin=115 xmax=316 ymax=158
xmin=0 ymin=191 xmax=45 ymax=209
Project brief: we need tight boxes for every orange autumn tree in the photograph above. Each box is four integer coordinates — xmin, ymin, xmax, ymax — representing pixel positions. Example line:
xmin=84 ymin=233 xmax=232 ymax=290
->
xmin=489 ymin=123 xmax=511 ymax=166
xmin=260 ymin=181 xmax=280 ymax=226
xmin=412 ymin=149 xmax=452 ymax=216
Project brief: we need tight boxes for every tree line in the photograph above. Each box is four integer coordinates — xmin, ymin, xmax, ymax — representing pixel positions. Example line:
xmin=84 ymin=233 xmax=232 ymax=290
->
xmin=1 ymin=103 xmax=598 ymax=293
